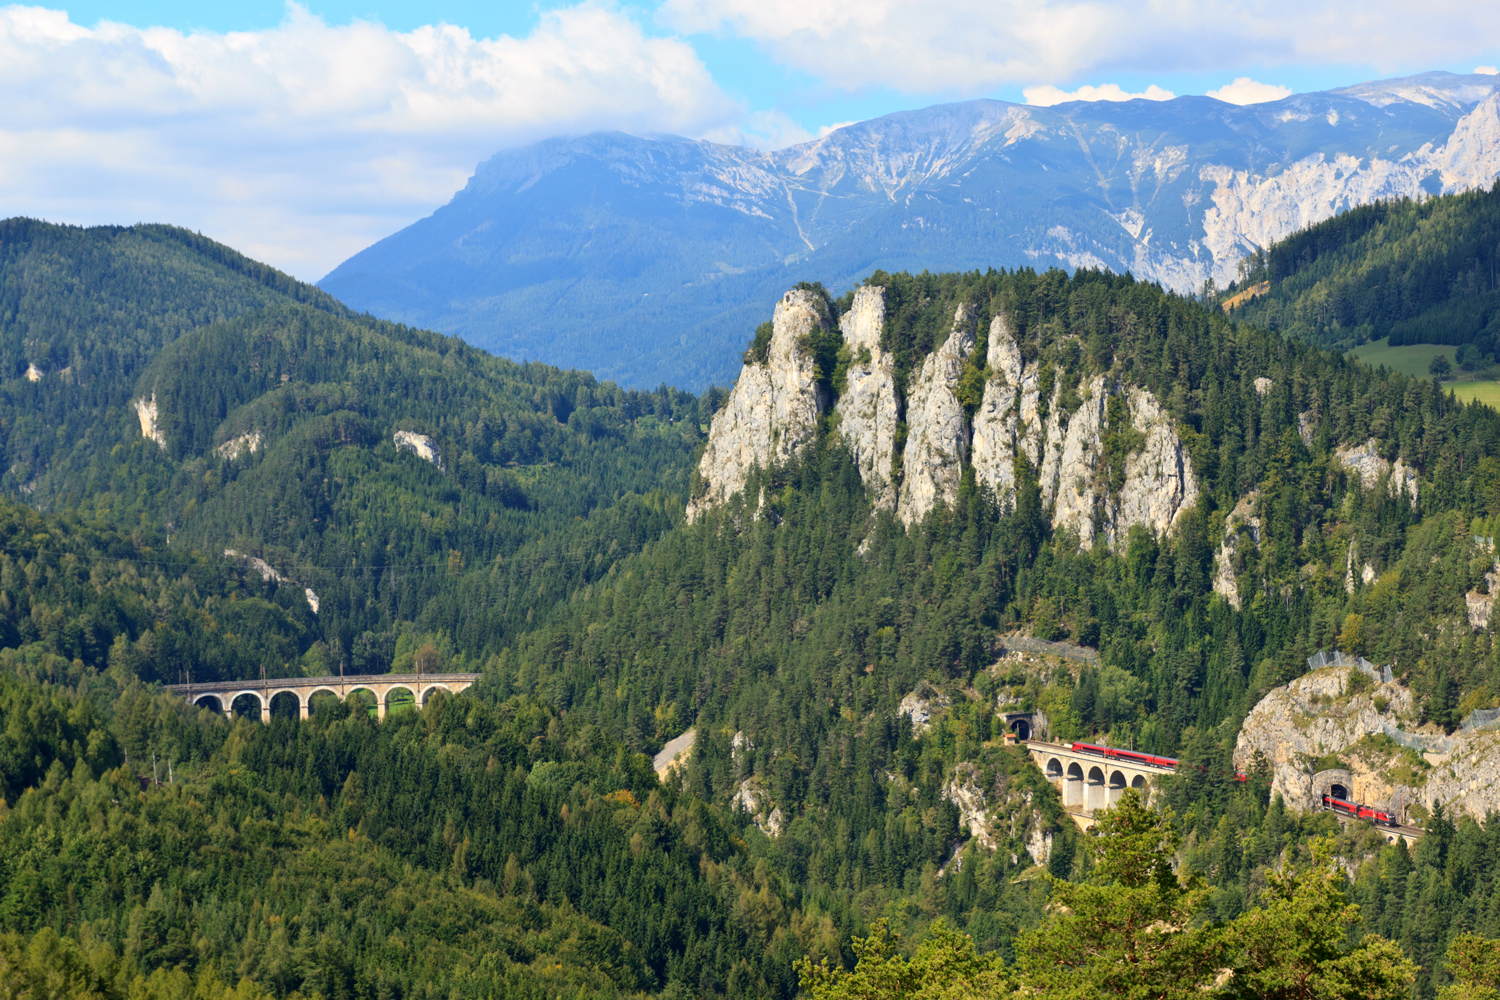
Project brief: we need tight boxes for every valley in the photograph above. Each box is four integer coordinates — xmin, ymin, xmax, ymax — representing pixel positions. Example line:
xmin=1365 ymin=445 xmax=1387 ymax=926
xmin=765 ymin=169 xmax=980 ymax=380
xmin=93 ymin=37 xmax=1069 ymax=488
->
xmin=5 ymin=149 xmax=1500 ymax=998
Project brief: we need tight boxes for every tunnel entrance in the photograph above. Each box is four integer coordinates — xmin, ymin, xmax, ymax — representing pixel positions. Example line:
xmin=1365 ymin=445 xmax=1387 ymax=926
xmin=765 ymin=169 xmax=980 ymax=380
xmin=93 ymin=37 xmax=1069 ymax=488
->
xmin=1012 ymin=718 xmax=1031 ymax=741
xmin=1329 ymin=783 xmax=1349 ymax=802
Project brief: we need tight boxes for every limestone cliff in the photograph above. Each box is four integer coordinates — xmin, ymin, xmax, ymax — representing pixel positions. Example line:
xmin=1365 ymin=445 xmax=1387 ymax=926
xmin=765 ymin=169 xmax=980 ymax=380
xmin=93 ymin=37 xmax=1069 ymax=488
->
xmin=1334 ymin=438 xmax=1419 ymax=506
xmin=834 ymin=286 xmax=899 ymax=507
xmin=1235 ymin=664 xmax=1500 ymax=823
xmin=694 ymin=286 xmax=1197 ymax=547
xmin=897 ymin=305 xmax=976 ymax=524
xmin=1212 ymin=492 xmax=1261 ymax=610
xmin=687 ymin=289 xmax=831 ymax=521
xmin=1031 ymin=379 xmax=1198 ymax=550
xmin=971 ymin=314 xmax=1040 ymax=503
xmin=134 ymin=394 xmax=165 ymax=449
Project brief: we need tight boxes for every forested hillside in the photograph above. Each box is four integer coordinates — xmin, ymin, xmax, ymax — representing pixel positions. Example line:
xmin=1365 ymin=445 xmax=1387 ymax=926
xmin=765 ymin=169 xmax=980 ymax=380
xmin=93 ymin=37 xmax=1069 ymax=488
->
xmin=1231 ymin=181 xmax=1500 ymax=352
xmin=4 ymin=219 xmax=1500 ymax=999
xmin=1 ymin=220 xmax=711 ymax=684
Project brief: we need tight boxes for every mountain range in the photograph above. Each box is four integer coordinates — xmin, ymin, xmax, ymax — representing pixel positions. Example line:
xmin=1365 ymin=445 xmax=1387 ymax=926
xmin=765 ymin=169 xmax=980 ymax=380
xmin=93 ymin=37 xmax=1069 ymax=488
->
xmin=321 ymin=71 xmax=1500 ymax=389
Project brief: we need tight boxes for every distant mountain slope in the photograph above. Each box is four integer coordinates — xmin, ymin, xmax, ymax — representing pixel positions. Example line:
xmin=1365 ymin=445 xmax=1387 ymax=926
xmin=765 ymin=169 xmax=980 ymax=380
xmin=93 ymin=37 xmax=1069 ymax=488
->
xmin=1229 ymin=181 xmax=1500 ymax=353
xmin=321 ymin=72 xmax=1500 ymax=389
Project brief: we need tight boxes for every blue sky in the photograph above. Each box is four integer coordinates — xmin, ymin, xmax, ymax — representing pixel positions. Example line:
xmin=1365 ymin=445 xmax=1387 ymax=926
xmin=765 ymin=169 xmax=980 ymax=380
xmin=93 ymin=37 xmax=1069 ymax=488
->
xmin=2 ymin=0 xmax=1497 ymax=277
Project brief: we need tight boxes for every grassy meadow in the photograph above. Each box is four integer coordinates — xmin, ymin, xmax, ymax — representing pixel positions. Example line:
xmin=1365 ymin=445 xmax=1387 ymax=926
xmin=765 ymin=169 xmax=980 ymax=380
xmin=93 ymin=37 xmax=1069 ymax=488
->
xmin=1347 ymin=338 xmax=1500 ymax=409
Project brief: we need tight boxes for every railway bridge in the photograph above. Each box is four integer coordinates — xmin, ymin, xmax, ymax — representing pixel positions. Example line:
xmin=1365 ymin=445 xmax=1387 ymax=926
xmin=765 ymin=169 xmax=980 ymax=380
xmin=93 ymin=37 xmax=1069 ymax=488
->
xmin=1026 ymin=741 xmax=1167 ymax=822
xmin=166 ymin=673 xmax=479 ymax=721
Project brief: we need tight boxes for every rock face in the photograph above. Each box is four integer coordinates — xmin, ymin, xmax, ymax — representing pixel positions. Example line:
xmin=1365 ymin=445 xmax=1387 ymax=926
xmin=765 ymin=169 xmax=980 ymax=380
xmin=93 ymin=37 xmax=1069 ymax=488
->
xmin=1031 ymin=379 xmax=1198 ymax=550
xmin=835 ymin=286 xmax=899 ymax=506
xmin=654 ymin=729 xmax=695 ymax=782
xmin=693 ymin=287 xmax=1198 ymax=547
xmin=134 ymin=395 xmax=165 ymax=449
xmin=1213 ymin=492 xmax=1261 ymax=610
xmin=1465 ymin=538 xmax=1500 ymax=629
xmin=1236 ymin=665 xmax=1411 ymax=812
xmin=394 ymin=430 xmax=442 ymax=469
xmin=1235 ymin=665 xmax=1500 ymax=823
xmin=688 ymin=289 xmax=831 ymax=521
xmin=943 ymin=764 xmax=996 ymax=850
xmin=1334 ymin=438 xmax=1419 ymax=506
xmin=971 ymin=314 xmax=1040 ymax=504
xmin=732 ymin=778 xmax=783 ymax=837
xmin=898 ymin=684 xmax=951 ymax=734
xmin=216 ymin=431 xmax=263 ymax=461
xmin=897 ymin=305 xmax=976 ymax=524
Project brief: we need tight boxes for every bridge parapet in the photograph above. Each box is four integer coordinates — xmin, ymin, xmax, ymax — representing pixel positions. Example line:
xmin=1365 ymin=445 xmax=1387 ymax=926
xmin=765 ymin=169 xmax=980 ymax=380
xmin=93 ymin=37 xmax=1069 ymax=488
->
xmin=166 ymin=673 xmax=480 ymax=722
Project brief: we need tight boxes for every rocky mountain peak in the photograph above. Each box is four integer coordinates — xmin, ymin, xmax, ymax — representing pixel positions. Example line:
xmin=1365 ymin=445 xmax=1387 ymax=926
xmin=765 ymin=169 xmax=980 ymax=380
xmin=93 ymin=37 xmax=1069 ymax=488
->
xmin=686 ymin=288 xmax=831 ymax=520
xmin=694 ymin=285 xmax=1201 ymax=545
xmin=897 ymin=304 xmax=976 ymax=525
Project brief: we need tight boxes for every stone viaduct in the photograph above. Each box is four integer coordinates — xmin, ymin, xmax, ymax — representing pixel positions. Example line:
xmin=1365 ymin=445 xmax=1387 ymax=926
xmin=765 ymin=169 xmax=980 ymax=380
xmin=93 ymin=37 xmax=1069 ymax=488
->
xmin=1026 ymin=741 xmax=1162 ymax=826
xmin=166 ymin=673 xmax=479 ymax=721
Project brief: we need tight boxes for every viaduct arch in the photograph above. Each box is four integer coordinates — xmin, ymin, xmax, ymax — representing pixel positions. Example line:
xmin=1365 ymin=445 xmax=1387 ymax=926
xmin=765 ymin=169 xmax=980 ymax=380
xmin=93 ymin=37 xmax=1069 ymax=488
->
xmin=166 ymin=673 xmax=479 ymax=722
xmin=1028 ymin=742 xmax=1161 ymax=824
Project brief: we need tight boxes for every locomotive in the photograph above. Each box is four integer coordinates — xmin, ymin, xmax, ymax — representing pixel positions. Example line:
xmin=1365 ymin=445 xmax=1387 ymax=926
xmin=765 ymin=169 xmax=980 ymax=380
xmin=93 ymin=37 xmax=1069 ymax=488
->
xmin=1068 ymin=742 xmax=1250 ymax=781
xmin=1322 ymin=794 xmax=1400 ymax=827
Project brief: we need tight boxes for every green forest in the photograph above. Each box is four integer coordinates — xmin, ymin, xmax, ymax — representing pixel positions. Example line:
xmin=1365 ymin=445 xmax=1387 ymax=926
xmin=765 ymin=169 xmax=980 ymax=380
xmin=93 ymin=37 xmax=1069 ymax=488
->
xmin=2 ymin=209 xmax=1500 ymax=999
xmin=1230 ymin=180 xmax=1500 ymax=353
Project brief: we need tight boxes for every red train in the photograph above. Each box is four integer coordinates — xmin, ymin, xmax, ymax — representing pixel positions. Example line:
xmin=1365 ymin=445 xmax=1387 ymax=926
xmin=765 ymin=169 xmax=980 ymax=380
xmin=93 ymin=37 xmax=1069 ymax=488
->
xmin=1322 ymin=794 xmax=1399 ymax=827
xmin=1069 ymin=742 xmax=1250 ymax=782
xmin=1070 ymin=742 xmax=1178 ymax=770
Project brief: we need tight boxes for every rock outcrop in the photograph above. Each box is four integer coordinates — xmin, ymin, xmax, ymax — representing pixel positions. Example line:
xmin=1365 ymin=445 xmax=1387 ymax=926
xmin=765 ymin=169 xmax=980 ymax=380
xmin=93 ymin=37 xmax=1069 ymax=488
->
xmin=1465 ymin=537 xmax=1499 ymax=629
xmin=1213 ymin=492 xmax=1261 ymax=610
xmin=732 ymin=778 xmax=783 ymax=837
xmin=134 ymin=394 xmax=165 ymax=449
xmin=216 ymin=431 xmax=263 ymax=461
xmin=1031 ymin=379 xmax=1198 ymax=549
xmin=943 ymin=764 xmax=996 ymax=850
xmin=394 ymin=430 xmax=442 ymax=469
xmin=692 ymin=286 xmax=1198 ymax=548
xmin=1334 ymin=438 xmax=1419 ymax=506
xmin=1235 ymin=664 xmax=1500 ymax=823
xmin=897 ymin=305 xmax=976 ymax=524
xmin=223 ymin=549 xmax=321 ymax=613
xmin=688 ymin=289 xmax=831 ymax=521
xmin=835 ymin=286 xmax=899 ymax=506
xmin=898 ymin=683 xmax=951 ymax=734
xmin=971 ymin=314 xmax=1041 ymax=504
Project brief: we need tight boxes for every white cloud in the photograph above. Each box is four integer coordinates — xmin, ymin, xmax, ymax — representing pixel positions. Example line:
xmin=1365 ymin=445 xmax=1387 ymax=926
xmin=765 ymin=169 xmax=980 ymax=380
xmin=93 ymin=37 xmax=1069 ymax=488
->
xmin=1478 ymin=66 xmax=1500 ymax=75
xmin=659 ymin=0 xmax=1500 ymax=96
xmin=0 ymin=3 xmax=739 ymax=278
xmin=703 ymin=109 xmax=816 ymax=148
xmin=1207 ymin=77 xmax=1293 ymax=104
xmin=1023 ymin=83 xmax=1174 ymax=107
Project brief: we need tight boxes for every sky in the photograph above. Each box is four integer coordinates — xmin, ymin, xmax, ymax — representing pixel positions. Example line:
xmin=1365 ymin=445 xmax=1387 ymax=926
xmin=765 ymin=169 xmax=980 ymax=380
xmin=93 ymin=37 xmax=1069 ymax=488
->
xmin=2 ymin=0 xmax=1498 ymax=280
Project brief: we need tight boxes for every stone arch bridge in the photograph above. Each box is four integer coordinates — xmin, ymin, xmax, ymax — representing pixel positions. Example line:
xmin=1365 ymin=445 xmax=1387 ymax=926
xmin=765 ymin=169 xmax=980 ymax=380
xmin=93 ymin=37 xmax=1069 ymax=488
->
xmin=1027 ymin=741 xmax=1163 ymax=825
xmin=166 ymin=673 xmax=479 ymax=721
